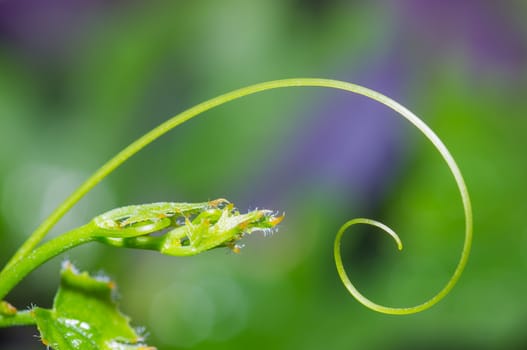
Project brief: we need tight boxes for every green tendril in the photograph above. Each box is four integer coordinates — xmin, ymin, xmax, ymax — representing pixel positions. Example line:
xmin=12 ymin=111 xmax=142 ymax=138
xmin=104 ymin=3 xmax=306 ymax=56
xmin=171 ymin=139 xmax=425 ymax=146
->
xmin=2 ymin=78 xmax=472 ymax=314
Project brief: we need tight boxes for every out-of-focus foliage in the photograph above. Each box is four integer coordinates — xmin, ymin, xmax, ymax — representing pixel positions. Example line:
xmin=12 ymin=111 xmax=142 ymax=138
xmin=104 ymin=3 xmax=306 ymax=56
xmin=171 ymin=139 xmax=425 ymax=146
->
xmin=1 ymin=0 xmax=526 ymax=349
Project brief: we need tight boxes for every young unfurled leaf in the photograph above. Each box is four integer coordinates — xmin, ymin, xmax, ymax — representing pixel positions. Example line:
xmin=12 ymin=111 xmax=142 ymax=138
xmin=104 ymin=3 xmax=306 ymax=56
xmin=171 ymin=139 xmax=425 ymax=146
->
xmin=160 ymin=204 xmax=283 ymax=255
xmin=93 ymin=199 xmax=284 ymax=256
xmin=34 ymin=262 xmax=155 ymax=350
xmin=93 ymin=200 xmax=228 ymax=237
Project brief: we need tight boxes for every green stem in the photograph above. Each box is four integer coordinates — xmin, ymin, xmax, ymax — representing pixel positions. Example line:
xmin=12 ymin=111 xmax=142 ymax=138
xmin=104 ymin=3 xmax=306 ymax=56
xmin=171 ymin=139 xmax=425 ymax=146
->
xmin=99 ymin=236 xmax=164 ymax=251
xmin=0 ymin=224 xmax=97 ymax=301
xmin=0 ymin=310 xmax=36 ymax=328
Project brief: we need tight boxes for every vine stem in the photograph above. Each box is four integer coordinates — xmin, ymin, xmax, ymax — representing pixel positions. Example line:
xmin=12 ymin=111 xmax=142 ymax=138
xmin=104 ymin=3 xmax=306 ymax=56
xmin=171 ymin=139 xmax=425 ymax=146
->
xmin=1 ymin=78 xmax=472 ymax=314
xmin=0 ymin=224 xmax=97 ymax=301
xmin=0 ymin=310 xmax=36 ymax=328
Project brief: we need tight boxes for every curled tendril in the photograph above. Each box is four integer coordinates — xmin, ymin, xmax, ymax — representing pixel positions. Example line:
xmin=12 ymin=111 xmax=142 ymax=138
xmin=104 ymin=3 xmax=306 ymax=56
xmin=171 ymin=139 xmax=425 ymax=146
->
xmin=7 ymin=78 xmax=473 ymax=314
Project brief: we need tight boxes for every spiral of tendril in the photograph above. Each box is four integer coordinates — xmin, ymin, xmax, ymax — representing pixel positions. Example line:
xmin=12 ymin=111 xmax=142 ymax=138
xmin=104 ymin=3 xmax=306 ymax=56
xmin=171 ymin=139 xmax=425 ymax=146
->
xmin=7 ymin=79 xmax=472 ymax=314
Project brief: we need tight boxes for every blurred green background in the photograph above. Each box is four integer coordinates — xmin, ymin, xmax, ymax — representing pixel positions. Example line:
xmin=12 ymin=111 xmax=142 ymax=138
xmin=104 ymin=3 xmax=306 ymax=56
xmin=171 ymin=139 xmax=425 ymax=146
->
xmin=1 ymin=0 xmax=526 ymax=349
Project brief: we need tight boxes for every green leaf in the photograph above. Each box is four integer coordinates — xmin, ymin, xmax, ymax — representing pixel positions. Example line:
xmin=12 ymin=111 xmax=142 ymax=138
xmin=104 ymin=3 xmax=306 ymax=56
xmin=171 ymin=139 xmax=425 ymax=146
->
xmin=34 ymin=262 xmax=155 ymax=350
